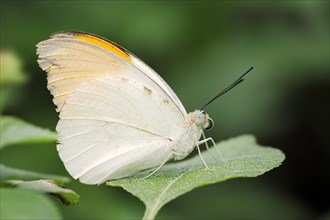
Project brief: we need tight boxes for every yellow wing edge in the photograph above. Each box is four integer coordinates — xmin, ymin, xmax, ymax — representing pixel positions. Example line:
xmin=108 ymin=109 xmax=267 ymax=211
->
xmin=53 ymin=31 xmax=132 ymax=62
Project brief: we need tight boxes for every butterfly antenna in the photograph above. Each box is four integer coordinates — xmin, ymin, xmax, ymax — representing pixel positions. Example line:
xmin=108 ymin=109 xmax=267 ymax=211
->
xmin=201 ymin=67 xmax=254 ymax=110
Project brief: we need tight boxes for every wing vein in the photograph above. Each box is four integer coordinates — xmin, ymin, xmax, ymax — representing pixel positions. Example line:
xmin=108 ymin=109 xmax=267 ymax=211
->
xmin=59 ymin=116 xmax=166 ymax=138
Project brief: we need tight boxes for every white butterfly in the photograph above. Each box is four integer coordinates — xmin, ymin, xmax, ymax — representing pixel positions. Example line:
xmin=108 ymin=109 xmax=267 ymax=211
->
xmin=37 ymin=31 xmax=251 ymax=185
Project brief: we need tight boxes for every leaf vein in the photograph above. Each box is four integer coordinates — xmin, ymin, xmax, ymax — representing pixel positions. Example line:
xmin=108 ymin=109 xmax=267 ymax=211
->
xmin=152 ymin=172 xmax=187 ymax=212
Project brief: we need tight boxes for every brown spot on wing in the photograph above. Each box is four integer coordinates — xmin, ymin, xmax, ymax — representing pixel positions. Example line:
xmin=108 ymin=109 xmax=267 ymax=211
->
xmin=120 ymin=77 xmax=128 ymax=82
xmin=143 ymin=86 xmax=152 ymax=95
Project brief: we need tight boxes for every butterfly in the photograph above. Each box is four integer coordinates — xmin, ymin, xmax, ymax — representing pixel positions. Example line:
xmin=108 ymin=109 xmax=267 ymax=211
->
xmin=37 ymin=31 xmax=252 ymax=184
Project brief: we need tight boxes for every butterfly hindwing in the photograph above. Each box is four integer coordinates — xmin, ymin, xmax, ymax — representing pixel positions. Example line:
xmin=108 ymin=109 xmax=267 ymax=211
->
xmin=57 ymin=74 xmax=183 ymax=184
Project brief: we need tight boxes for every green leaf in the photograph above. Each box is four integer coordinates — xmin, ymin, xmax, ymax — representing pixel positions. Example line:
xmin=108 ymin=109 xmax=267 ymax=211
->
xmin=0 ymin=50 xmax=27 ymax=85
xmin=0 ymin=164 xmax=70 ymax=185
xmin=1 ymin=165 xmax=79 ymax=206
xmin=5 ymin=180 xmax=80 ymax=205
xmin=108 ymin=135 xmax=285 ymax=220
xmin=0 ymin=116 xmax=57 ymax=149
xmin=0 ymin=50 xmax=28 ymax=112
xmin=0 ymin=188 xmax=62 ymax=219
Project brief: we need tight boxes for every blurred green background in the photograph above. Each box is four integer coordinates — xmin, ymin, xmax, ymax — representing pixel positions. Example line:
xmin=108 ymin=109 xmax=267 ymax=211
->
xmin=1 ymin=1 xmax=329 ymax=219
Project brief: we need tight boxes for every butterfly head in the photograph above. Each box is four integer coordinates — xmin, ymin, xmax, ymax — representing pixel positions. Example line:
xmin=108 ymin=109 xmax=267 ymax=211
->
xmin=190 ymin=110 xmax=214 ymax=130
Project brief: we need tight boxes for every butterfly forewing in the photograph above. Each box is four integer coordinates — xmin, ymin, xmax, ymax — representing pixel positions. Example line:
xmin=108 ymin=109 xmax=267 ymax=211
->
xmin=37 ymin=32 xmax=186 ymax=115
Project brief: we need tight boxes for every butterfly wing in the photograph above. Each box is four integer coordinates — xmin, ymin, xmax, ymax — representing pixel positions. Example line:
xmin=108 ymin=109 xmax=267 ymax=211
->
xmin=37 ymin=32 xmax=187 ymax=184
xmin=37 ymin=32 xmax=186 ymax=115
xmin=57 ymin=75 xmax=182 ymax=184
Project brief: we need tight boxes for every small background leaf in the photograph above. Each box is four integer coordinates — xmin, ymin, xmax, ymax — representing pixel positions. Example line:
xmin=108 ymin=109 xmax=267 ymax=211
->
xmin=0 ymin=164 xmax=70 ymax=185
xmin=0 ymin=50 xmax=27 ymax=112
xmin=6 ymin=180 xmax=80 ymax=205
xmin=108 ymin=135 xmax=285 ymax=220
xmin=0 ymin=188 xmax=62 ymax=219
xmin=0 ymin=115 xmax=57 ymax=149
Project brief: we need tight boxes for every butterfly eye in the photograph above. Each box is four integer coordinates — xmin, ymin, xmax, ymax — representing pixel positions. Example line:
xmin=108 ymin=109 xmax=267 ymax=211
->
xmin=205 ymin=118 xmax=214 ymax=130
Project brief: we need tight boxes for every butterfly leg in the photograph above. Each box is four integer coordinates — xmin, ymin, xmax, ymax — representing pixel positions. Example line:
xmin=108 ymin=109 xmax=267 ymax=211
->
xmin=194 ymin=137 xmax=210 ymax=169
xmin=201 ymin=131 xmax=210 ymax=150
xmin=141 ymin=151 xmax=174 ymax=179
xmin=201 ymin=132 xmax=217 ymax=161
xmin=198 ymin=137 xmax=225 ymax=162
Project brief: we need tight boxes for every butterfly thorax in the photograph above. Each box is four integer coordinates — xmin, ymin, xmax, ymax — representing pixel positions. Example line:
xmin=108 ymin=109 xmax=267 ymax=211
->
xmin=170 ymin=110 xmax=212 ymax=160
